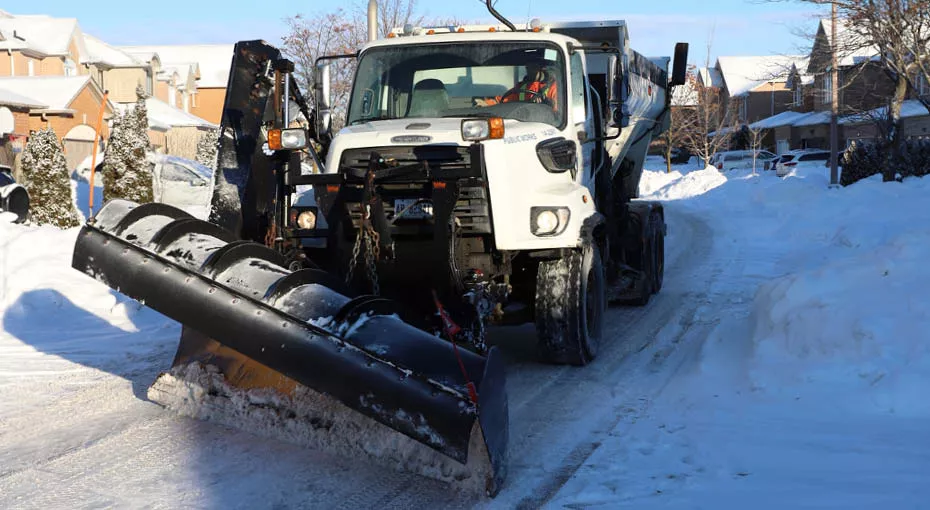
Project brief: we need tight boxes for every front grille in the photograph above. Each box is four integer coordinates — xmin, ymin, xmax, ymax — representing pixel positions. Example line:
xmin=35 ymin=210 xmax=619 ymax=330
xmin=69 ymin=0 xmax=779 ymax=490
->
xmin=339 ymin=146 xmax=491 ymax=235
xmin=340 ymin=145 xmax=472 ymax=173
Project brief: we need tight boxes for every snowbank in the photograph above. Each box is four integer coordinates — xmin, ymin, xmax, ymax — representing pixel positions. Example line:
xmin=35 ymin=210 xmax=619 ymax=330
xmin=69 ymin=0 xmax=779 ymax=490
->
xmin=641 ymin=164 xmax=930 ymax=417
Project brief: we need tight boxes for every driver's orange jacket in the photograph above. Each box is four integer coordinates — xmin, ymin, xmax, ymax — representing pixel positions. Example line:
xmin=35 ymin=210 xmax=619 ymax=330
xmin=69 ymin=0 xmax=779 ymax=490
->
xmin=484 ymin=80 xmax=559 ymax=109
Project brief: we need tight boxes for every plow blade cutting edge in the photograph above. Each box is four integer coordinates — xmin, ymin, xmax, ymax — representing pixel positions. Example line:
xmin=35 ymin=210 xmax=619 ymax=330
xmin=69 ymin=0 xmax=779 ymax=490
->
xmin=71 ymin=199 xmax=508 ymax=495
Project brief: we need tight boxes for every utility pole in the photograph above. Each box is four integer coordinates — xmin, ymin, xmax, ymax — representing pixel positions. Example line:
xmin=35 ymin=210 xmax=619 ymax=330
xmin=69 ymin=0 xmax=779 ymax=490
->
xmin=829 ymin=1 xmax=840 ymax=186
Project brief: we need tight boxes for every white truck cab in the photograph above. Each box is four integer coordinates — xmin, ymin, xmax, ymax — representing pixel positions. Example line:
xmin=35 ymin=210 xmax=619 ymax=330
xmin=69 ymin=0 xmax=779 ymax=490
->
xmin=300 ymin=16 xmax=687 ymax=364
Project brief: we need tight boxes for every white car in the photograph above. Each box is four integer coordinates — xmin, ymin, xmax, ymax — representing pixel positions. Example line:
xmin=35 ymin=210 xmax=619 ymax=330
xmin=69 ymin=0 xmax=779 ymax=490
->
xmin=149 ymin=154 xmax=213 ymax=213
xmin=73 ymin=153 xmax=214 ymax=219
xmin=710 ymin=150 xmax=778 ymax=172
xmin=775 ymin=149 xmax=830 ymax=177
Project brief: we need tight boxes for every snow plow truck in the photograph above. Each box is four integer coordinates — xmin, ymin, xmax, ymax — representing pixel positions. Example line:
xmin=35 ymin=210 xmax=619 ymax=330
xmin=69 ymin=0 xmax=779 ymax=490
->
xmin=71 ymin=0 xmax=687 ymax=496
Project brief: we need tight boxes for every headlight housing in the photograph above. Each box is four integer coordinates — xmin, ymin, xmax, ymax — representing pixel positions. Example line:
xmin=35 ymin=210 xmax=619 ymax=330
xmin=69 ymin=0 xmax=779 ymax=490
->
xmin=461 ymin=117 xmax=505 ymax=142
xmin=289 ymin=207 xmax=318 ymax=230
xmin=530 ymin=206 xmax=570 ymax=237
xmin=268 ymin=128 xmax=309 ymax=150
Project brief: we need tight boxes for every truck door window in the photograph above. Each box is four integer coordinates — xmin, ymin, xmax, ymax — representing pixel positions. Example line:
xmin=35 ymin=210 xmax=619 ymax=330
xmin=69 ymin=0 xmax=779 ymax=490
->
xmin=570 ymin=52 xmax=587 ymax=129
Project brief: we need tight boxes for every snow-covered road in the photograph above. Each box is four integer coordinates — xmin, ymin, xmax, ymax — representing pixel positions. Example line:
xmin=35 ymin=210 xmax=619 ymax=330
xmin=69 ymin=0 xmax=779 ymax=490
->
xmin=2 ymin=161 xmax=928 ymax=509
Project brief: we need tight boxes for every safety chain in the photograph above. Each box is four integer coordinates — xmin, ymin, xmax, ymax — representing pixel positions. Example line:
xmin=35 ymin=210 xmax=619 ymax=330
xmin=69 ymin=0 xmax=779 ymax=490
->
xmin=345 ymin=173 xmax=383 ymax=296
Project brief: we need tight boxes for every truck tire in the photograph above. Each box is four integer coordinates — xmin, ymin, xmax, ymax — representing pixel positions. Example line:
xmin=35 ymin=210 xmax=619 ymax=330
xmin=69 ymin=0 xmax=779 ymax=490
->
xmin=535 ymin=243 xmax=606 ymax=366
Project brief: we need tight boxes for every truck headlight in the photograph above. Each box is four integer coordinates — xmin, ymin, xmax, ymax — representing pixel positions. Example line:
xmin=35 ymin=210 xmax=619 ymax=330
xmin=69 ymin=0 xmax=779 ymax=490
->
xmin=269 ymin=128 xmax=308 ymax=150
xmin=461 ymin=117 xmax=504 ymax=142
xmin=531 ymin=207 xmax=570 ymax=237
xmin=289 ymin=207 xmax=318 ymax=230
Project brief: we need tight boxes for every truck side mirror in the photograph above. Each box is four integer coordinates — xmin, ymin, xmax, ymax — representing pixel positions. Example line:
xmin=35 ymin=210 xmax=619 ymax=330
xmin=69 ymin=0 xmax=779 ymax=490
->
xmin=606 ymin=55 xmax=630 ymax=130
xmin=313 ymin=61 xmax=333 ymax=138
xmin=606 ymin=55 xmax=625 ymax=129
xmin=670 ymin=42 xmax=689 ymax=87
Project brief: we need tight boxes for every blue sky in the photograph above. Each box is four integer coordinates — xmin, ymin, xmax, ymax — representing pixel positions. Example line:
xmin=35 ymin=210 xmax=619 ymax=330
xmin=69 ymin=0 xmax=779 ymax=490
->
xmin=33 ymin=0 xmax=827 ymax=64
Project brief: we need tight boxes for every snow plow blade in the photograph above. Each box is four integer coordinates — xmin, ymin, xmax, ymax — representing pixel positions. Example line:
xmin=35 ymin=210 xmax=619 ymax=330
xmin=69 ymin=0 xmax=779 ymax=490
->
xmin=71 ymin=199 xmax=508 ymax=495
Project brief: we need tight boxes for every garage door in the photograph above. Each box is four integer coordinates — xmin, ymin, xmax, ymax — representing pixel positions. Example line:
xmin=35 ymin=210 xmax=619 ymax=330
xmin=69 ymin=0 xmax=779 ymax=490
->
xmin=63 ymin=125 xmax=97 ymax=170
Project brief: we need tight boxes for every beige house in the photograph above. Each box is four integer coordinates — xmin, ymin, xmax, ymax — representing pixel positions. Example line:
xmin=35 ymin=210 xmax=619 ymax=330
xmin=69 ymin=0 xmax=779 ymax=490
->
xmin=82 ymin=33 xmax=158 ymax=103
xmin=120 ymin=44 xmax=233 ymax=124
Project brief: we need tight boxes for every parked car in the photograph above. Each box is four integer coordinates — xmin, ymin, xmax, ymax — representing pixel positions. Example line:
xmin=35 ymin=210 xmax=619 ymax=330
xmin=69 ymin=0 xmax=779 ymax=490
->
xmin=670 ymin=146 xmax=692 ymax=164
xmin=0 ymin=164 xmax=29 ymax=223
xmin=73 ymin=153 xmax=214 ymax=219
xmin=710 ymin=150 xmax=778 ymax=171
xmin=148 ymin=153 xmax=213 ymax=213
xmin=775 ymin=149 xmax=831 ymax=177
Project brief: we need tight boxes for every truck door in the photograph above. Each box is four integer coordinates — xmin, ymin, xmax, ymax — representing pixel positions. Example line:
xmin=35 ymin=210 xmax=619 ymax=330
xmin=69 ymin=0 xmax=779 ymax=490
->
xmin=570 ymin=52 xmax=596 ymax=190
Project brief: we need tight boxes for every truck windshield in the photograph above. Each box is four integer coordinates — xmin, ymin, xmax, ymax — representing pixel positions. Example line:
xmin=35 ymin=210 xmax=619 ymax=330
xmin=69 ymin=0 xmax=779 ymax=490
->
xmin=346 ymin=42 xmax=566 ymax=128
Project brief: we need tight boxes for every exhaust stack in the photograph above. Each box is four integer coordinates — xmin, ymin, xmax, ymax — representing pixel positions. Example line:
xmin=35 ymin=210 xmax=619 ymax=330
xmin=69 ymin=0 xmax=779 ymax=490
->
xmin=368 ymin=0 xmax=378 ymax=42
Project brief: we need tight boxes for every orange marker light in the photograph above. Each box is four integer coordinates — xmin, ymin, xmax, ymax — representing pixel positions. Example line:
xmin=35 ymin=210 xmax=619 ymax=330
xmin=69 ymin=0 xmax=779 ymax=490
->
xmin=432 ymin=181 xmax=447 ymax=190
xmin=489 ymin=27 xmax=497 ymax=32
xmin=427 ymin=29 xmax=435 ymax=35
xmin=457 ymin=27 xmax=466 ymax=33
xmin=488 ymin=117 xmax=505 ymax=139
xmin=267 ymin=129 xmax=283 ymax=150
xmin=387 ymin=32 xmax=396 ymax=38
xmin=326 ymin=184 xmax=340 ymax=193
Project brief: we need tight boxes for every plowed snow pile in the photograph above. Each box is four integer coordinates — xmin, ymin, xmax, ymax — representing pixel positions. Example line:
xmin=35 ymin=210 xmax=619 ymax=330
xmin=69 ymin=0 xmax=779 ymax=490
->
xmin=551 ymin=161 xmax=930 ymax=508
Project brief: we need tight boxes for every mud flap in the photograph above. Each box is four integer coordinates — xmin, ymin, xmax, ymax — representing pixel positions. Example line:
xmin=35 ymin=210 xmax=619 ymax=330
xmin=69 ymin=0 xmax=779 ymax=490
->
xmin=72 ymin=200 xmax=508 ymax=495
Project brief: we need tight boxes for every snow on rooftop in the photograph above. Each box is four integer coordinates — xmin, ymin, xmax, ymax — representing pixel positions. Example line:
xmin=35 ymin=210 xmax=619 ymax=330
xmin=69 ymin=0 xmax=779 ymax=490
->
xmin=749 ymin=110 xmax=810 ymax=129
xmin=0 ymin=88 xmax=46 ymax=109
xmin=698 ymin=67 xmax=724 ymax=89
xmin=117 ymin=97 xmax=217 ymax=131
xmin=817 ymin=18 xmax=880 ymax=68
xmin=83 ymin=34 xmax=145 ymax=68
xmin=0 ymin=15 xmax=85 ymax=57
xmin=717 ymin=55 xmax=802 ymax=97
xmin=791 ymin=110 xmax=833 ymax=127
xmin=0 ymin=76 xmax=91 ymax=110
xmin=841 ymin=99 xmax=930 ymax=125
xmin=119 ymin=45 xmax=233 ymax=88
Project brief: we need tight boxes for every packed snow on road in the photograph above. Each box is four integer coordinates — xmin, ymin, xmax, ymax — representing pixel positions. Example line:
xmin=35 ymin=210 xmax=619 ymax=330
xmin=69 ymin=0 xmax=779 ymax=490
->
xmin=1 ymin=160 xmax=927 ymax=508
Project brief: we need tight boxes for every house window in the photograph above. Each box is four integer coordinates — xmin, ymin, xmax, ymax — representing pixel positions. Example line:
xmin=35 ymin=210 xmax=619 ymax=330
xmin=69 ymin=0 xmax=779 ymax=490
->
xmin=794 ymin=85 xmax=802 ymax=107
xmin=919 ymin=74 xmax=930 ymax=96
xmin=63 ymin=58 xmax=76 ymax=77
xmin=738 ymin=97 xmax=747 ymax=122
xmin=823 ymin=73 xmax=833 ymax=104
xmin=27 ymin=59 xmax=34 ymax=76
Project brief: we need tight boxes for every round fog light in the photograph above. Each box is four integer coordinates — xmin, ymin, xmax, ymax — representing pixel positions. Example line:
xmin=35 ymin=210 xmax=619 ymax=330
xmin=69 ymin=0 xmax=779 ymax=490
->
xmin=534 ymin=210 xmax=559 ymax=235
xmin=297 ymin=211 xmax=317 ymax=230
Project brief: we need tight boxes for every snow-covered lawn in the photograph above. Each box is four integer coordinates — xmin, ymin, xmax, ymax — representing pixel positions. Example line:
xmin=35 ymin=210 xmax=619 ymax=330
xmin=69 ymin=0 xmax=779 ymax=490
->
xmin=1 ymin=158 xmax=928 ymax=508
xmin=550 ymin=162 xmax=930 ymax=508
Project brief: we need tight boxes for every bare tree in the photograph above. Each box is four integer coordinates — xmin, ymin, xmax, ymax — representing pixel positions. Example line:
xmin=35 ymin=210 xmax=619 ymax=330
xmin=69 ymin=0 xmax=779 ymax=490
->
xmin=662 ymin=75 xmax=698 ymax=172
xmin=680 ymin=72 xmax=738 ymax=167
xmin=787 ymin=0 xmax=930 ymax=180
xmin=745 ymin=123 xmax=767 ymax=174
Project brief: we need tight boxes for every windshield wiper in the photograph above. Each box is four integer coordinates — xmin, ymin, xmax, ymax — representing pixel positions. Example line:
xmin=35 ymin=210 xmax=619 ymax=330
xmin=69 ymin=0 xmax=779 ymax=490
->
xmin=348 ymin=116 xmax=397 ymax=125
xmin=441 ymin=111 xmax=497 ymax=119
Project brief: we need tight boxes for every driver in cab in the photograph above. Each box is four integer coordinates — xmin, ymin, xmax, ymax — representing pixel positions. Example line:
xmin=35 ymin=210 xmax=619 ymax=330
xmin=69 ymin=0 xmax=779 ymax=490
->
xmin=474 ymin=58 xmax=559 ymax=110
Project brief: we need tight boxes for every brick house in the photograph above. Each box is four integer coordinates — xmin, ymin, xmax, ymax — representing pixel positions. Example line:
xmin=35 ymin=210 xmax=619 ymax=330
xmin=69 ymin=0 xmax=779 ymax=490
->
xmin=0 ymin=76 xmax=113 ymax=168
xmin=756 ymin=18 xmax=930 ymax=152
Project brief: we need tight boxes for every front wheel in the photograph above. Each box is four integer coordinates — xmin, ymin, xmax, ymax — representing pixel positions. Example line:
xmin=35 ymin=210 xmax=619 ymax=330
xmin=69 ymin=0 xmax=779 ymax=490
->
xmin=535 ymin=243 xmax=606 ymax=366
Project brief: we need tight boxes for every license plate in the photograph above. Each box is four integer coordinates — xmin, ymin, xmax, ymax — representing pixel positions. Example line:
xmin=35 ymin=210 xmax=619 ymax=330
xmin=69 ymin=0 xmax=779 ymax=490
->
xmin=394 ymin=198 xmax=433 ymax=219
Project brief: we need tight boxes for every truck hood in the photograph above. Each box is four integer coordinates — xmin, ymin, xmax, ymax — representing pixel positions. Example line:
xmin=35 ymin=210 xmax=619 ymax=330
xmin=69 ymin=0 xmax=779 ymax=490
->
xmin=326 ymin=117 xmax=562 ymax=170
xmin=337 ymin=118 xmax=466 ymax=144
